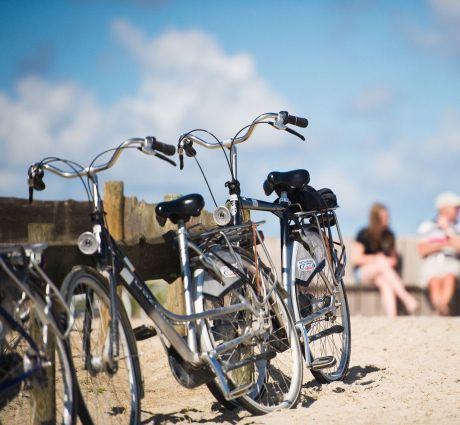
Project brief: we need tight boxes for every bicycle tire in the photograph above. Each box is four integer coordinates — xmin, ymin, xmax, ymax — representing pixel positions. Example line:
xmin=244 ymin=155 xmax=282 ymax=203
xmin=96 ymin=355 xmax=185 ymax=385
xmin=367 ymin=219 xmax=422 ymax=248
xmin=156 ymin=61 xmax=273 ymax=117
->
xmin=61 ymin=266 xmax=142 ymax=425
xmin=195 ymin=250 xmax=303 ymax=415
xmin=0 ymin=281 xmax=77 ymax=425
xmin=292 ymin=234 xmax=351 ymax=383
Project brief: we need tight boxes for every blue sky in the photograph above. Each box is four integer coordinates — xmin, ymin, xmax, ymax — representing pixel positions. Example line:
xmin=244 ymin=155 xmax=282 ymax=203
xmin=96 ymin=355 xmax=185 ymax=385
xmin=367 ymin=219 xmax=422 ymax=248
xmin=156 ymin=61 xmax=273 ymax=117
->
xmin=1 ymin=0 xmax=459 ymax=237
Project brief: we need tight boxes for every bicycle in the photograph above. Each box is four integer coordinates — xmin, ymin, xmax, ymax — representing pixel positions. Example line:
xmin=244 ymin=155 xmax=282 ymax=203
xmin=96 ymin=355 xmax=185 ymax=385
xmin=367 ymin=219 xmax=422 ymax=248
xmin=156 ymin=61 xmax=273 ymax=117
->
xmin=178 ymin=110 xmax=351 ymax=386
xmin=27 ymin=136 xmax=303 ymax=422
xmin=0 ymin=244 xmax=77 ymax=425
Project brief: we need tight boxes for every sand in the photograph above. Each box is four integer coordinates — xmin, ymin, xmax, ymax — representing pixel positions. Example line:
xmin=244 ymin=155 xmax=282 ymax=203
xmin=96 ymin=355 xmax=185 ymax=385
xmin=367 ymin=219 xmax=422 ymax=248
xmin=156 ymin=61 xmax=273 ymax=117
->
xmin=135 ymin=316 xmax=460 ymax=424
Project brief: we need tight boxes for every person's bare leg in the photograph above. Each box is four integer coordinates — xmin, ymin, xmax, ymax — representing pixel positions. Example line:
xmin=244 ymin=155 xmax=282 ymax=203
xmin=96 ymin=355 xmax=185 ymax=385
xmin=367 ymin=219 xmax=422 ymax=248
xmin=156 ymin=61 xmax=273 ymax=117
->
xmin=380 ymin=267 xmax=419 ymax=314
xmin=438 ymin=274 xmax=456 ymax=316
xmin=428 ymin=278 xmax=443 ymax=314
xmin=373 ymin=275 xmax=397 ymax=316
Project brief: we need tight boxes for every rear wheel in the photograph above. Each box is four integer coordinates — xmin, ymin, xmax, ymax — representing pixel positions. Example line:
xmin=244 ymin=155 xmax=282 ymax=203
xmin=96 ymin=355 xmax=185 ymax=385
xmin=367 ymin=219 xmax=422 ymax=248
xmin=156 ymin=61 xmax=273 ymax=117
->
xmin=61 ymin=266 xmax=142 ymax=424
xmin=195 ymin=250 xmax=303 ymax=414
xmin=292 ymin=232 xmax=351 ymax=383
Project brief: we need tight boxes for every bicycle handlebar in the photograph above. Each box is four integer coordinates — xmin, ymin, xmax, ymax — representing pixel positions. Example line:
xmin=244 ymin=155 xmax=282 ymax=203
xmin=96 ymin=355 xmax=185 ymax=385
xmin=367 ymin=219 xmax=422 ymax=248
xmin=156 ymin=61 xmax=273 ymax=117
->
xmin=31 ymin=137 xmax=176 ymax=180
xmin=178 ymin=110 xmax=308 ymax=151
xmin=27 ymin=137 xmax=176 ymax=202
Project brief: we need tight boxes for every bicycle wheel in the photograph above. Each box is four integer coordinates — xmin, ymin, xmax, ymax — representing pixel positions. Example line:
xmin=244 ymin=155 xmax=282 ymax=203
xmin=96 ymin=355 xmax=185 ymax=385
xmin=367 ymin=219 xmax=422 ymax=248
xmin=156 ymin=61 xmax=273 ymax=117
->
xmin=195 ymin=249 xmax=303 ymax=414
xmin=292 ymin=230 xmax=351 ymax=383
xmin=61 ymin=266 xmax=142 ymax=424
xmin=0 ymin=281 xmax=76 ymax=425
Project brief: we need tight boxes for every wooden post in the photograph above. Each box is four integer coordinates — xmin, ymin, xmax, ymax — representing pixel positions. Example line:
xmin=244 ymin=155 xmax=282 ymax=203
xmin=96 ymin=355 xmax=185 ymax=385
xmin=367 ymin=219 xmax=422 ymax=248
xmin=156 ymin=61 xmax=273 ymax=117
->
xmin=104 ymin=181 xmax=124 ymax=241
xmin=163 ymin=194 xmax=186 ymax=335
xmin=28 ymin=223 xmax=56 ymax=425
xmin=27 ymin=223 xmax=56 ymax=243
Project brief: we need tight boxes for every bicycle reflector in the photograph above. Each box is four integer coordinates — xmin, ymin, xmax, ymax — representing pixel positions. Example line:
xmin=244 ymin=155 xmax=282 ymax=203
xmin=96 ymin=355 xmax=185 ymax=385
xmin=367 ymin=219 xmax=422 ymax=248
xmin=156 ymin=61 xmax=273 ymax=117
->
xmin=77 ymin=232 xmax=99 ymax=255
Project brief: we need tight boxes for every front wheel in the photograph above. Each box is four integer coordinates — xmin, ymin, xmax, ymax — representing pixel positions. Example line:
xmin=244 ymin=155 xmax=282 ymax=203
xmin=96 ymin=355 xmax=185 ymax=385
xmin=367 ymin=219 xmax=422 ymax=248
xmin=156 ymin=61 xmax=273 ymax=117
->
xmin=61 ymin=266 xmax=142 ymax=424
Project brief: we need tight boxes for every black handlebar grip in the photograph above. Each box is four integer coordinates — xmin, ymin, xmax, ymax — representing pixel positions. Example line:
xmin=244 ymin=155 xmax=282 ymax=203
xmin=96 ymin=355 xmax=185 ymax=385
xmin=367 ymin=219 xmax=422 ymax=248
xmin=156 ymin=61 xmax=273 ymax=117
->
xmin=150 ymin=138 xmax=176 ymax=156
xmin=287 ymin=115 xmax=309 ymax=128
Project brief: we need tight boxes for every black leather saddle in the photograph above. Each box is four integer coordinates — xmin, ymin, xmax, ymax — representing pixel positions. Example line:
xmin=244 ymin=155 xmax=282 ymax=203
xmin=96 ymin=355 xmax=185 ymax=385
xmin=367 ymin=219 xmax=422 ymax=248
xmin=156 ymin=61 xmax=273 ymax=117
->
xmin=263 ymin=169 xmax=310 ymax=196
xmin=155 ymin=193 xmax=205 ymax=225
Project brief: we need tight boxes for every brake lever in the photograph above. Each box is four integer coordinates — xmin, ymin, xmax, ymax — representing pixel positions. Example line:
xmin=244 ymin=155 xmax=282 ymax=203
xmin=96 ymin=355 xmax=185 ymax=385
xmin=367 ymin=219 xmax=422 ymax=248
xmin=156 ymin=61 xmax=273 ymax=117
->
xmin=154 ymin=151 xmax=176 ymax=167
xmin=285 ymin=126 xmax=305 ymax=141
xmin=28 ymin=186 xmax=34 ymax=204
xmin=27 ymin=165 xmax=46 ymax=204
xmin=268 ymin=122 xmax=305 ymax=141
xmin=179 ymin=151 xmax=184 ymax=170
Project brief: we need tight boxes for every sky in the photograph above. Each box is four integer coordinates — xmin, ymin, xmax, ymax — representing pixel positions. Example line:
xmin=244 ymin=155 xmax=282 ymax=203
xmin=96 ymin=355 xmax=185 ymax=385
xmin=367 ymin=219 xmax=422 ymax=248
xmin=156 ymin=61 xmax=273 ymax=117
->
xmin=0 ymin=0 xmax=459 ymax=237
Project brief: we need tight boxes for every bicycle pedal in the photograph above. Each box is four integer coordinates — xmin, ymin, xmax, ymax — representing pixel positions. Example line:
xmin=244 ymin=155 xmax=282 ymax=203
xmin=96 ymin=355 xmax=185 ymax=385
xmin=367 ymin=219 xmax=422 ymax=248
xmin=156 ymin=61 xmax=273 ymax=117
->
xmin=310 ymin=356 xmax=336 ymax=370
xmin=223 ymin=350 xmax=276 ymax=373
xmin=309 ymin=325 xmax=344 ymax=343
xmin=227 ymin=382 xmax=254 ymax=400
xmin=133 ymin=324 xmax=157 ymax=341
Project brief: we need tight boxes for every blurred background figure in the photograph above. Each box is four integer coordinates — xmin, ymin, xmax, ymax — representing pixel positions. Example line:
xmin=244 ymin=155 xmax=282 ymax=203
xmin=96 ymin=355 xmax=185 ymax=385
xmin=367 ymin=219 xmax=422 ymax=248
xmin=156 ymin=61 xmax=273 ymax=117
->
xmin=352 ymin=203 xmax=419 ymax=317
xmin=417 ymin=192 xmax=460 ymax=316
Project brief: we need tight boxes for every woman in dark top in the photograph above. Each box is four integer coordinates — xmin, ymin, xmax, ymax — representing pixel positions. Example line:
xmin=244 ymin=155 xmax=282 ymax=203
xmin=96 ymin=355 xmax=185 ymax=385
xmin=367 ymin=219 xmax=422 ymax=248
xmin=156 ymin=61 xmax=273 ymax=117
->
xmin=352 ymin=203 xmax=419 ymax=316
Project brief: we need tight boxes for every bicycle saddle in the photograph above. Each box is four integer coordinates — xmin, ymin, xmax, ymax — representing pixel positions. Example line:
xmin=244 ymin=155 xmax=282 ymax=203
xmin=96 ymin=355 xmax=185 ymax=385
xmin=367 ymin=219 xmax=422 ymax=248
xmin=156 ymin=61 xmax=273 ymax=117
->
xmin=263 ymin=169 xmax=310 ymax=196
xmin=155 ymin=193 xmax=205 ymax=225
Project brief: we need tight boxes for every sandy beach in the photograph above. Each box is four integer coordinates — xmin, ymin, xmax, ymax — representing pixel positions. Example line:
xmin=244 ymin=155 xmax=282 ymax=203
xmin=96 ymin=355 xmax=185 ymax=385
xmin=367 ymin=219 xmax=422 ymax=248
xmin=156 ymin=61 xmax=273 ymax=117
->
xmin=134 ymin=316 xmax=460 ymax=425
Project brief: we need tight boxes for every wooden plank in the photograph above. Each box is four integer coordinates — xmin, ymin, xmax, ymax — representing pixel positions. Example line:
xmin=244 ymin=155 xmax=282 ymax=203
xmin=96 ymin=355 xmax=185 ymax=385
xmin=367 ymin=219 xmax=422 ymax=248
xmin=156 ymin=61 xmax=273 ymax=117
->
xmin=28 ymin=223 xmax=56 ymax=425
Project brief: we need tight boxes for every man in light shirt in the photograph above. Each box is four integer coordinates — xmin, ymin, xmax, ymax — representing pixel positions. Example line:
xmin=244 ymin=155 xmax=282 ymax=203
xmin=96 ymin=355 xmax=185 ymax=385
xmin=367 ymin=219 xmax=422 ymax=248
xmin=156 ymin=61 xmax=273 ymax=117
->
xmin=418 ymin=192 xmax=460 ymax=315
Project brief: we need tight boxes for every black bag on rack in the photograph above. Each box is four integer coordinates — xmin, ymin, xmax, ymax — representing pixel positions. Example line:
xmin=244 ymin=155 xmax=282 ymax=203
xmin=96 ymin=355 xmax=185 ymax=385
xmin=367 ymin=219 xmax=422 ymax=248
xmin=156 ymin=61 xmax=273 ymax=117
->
xmin=290 ymin=186 xmax=338 ymax=212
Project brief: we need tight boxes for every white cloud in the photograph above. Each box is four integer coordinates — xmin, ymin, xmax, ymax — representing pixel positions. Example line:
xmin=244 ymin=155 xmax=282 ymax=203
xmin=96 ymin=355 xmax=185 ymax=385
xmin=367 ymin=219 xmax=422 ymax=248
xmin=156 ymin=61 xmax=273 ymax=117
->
xmin=0 ymin=77 xmax=104 ymax=165
xmin=0 ymin=22 xmax=289 ymax=201
xmin=430 ymin=0 xmax=460 ymax=25
xmin=109 ymin=21 xmax=285 ymax=138
xmin=406 ymin=0 xmax=460 ymax=56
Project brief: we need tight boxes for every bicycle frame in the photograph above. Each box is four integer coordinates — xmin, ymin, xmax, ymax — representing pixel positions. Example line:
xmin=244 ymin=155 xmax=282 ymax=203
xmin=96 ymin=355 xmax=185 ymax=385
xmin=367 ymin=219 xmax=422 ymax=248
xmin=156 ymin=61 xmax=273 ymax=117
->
xmin=80 ymin=175 xmax=268 ymax=398
xmin=227 ymin=193 xmax=348 ymax=363
xmin=0 ymin=245 xmax=74 ymax=392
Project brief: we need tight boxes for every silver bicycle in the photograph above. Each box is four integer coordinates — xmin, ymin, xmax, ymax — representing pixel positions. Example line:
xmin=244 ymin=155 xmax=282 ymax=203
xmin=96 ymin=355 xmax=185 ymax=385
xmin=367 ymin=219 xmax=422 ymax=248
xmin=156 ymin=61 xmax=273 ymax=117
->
xmin=27 ymin=136 xmax=303 ymax=423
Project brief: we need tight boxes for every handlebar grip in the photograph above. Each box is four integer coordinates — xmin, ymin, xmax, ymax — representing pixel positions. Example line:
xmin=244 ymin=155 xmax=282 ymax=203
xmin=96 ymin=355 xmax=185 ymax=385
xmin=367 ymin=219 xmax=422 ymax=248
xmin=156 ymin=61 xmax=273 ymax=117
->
xmin=286 ymin=114 xmax=309 ymax=128
xmin=148 ymin=137 xmax=176 ymax=156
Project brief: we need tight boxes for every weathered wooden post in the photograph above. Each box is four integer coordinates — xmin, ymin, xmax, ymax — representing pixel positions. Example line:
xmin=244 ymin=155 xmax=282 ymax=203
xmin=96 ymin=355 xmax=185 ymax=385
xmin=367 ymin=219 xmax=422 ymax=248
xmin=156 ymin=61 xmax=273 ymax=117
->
xmin=102 ymin=181 xmax=131 ymax=325
xmin=104 ymin=181 xmax=124 ymax=241
xmin=28 ymin=223 xmax=56 ymax=425
xmin=163 ymin=194 xmax=186 ymax=335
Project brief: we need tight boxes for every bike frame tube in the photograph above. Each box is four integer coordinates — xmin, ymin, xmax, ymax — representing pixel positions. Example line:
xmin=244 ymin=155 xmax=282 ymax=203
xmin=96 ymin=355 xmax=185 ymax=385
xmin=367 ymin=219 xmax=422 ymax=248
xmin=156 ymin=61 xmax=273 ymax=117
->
xmin=177 ymin=221 xmax=198 ymax=354
xmin=90 ymin=215 xmax=257 ymax=367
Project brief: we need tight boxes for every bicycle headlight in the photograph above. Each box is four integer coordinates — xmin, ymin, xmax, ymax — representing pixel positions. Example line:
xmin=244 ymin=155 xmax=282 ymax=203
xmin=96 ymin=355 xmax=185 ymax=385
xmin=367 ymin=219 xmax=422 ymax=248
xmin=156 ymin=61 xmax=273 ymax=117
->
xmin=213 ymin=206 xmax=231 ymax=226
xmin=77 ymin=232 xmax=99 ymax=255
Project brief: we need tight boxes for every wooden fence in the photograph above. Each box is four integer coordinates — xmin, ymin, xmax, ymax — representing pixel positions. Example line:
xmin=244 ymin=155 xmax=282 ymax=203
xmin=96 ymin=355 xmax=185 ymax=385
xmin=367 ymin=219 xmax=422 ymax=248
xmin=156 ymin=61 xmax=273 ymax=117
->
xmin=1 ymin=184 xmax=459 ymax=316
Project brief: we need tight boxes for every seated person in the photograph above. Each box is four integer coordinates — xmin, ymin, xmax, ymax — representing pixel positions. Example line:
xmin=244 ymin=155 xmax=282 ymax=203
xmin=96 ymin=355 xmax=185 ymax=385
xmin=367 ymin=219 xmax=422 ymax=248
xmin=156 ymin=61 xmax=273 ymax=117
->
xmin=417 ymin=192 xmax=460 ymax=315
xmin=352 ymin=203 xmax=418 ymax=316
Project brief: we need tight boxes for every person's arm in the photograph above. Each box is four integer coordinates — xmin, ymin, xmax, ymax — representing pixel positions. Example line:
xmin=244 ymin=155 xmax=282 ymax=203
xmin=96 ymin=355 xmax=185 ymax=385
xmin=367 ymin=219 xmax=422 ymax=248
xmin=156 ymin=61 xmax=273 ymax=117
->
xmin=417 ymin=220 xmax=448 ymax=257
xmin=417 ymin=239 xmax=449 ymax=257
xmin=445 ymin=235 xmax=460 ymax=253
xmin=351 ymin=241 xmax=380 ymax=267
xmin=387 ymin=250 xmax=399 ymax=268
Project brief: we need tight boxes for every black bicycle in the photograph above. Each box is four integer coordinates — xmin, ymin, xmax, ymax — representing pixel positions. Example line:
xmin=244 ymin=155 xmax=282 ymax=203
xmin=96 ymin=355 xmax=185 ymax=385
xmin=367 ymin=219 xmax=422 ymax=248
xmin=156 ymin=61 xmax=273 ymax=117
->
xmin=0 ymin=244 xmax=77 ymax=425
xmin=178 ymin=110 xmax=351 ymax=387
